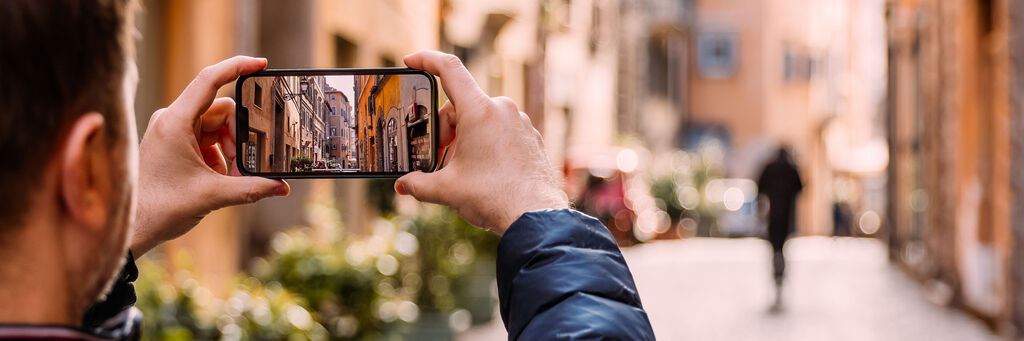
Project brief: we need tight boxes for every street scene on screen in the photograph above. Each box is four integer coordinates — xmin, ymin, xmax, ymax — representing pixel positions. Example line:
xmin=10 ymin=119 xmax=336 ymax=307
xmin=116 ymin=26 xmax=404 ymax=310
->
xmin=240 ymin=74 xmax=433 ymax=173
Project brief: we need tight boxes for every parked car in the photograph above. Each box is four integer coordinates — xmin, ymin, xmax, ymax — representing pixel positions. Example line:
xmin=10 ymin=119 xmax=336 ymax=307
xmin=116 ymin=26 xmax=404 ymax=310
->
xmin=563 ymin=147 xmax=662 ymax=246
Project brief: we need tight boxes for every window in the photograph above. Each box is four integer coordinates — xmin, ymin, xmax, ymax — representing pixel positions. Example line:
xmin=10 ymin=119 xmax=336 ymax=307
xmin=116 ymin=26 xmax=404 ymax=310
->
xmin=245 ymin=137 xmax=257 ymax=171
xmin=335 ymin=35 xmax=358 ymax=67
xmin=331 ymin=127 xmax=337 ymax=136
xmin=333 ymin=106 xmax=339 ymax=116
xmin=253 ymin=83 xmax=263 ymax=108
xmin=331 ymin=94 xmax=337 ymax=100
xmin=647 ymin=37 xmax=670 ymax=96
xmin=387 ymin=118 xmax=398 ymax=171
xmin=697 ymin=30 xmax=738 ymax=79
xmin=782 ymin=48 xmax=813 ymax=82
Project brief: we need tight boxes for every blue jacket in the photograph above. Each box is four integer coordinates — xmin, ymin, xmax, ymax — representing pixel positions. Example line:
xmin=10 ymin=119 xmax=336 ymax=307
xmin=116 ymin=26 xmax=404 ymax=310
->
xmin=497 ymin=209 xmax=655 ymax=340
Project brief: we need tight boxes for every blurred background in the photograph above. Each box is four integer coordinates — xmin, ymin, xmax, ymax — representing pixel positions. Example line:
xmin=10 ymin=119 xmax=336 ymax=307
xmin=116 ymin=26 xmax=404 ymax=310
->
xmin=128 ymin=0 xmax=1024 ymax=340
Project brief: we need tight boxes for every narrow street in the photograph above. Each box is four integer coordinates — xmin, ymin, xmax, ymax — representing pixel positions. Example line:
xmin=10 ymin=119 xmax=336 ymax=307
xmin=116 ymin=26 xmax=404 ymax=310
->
xmin=460 ymin=237 xmax=999 ymax=341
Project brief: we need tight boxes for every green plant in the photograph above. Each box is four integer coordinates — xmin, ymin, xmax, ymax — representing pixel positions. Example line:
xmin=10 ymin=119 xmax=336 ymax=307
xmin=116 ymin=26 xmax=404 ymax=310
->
xmin=649 ymin=175 xmax=683 ymax=219
xmin=291 ymin=156 xmax=314 ymax=172
xmin=134 ymin=254 xmax=328 ymax=340
xmin=405 ymin=207 xmax=499 ymax=318
xmin=645 ymin=150 xmax=726 ymax=237
xmin=134 ymin=259 xmax=218 ymax=340
xmin=134 ymin=199 xmax=499 ymax=340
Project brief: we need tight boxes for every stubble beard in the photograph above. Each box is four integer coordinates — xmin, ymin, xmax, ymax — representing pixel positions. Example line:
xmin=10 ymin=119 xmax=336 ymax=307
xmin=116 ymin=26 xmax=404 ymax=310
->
xmin=90 ymin=148 xmax=137 ymax=306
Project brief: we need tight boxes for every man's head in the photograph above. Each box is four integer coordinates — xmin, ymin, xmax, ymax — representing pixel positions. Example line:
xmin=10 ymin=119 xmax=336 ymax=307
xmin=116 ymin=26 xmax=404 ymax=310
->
xmin=0 ymin=0 xmax=138 ymax=322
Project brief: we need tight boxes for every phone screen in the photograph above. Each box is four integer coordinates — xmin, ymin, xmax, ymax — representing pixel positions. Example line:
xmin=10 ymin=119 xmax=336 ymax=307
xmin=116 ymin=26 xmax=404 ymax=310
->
xmin=235 ymin=69 xmax=438 ymax=178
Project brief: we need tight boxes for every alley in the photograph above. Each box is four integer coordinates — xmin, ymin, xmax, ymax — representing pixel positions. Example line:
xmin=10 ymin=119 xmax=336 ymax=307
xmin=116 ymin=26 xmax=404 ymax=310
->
xmin=461 ymin=237 xmax=998 ymax=341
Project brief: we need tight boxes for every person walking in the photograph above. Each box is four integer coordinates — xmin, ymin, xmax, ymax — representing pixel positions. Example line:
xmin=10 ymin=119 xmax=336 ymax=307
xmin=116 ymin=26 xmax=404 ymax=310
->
xmin=756 ymin=146 xmax=803 ymax=309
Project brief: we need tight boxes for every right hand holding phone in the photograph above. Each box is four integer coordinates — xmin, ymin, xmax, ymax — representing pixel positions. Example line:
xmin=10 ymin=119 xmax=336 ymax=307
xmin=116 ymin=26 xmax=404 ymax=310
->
xmin=394 ymin=51 xmax=568 ymax=234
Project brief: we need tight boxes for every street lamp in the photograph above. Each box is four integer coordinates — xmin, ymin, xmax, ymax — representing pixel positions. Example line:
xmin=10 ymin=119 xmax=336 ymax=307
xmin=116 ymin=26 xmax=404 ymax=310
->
xmin=282 ymin=79 xmax=310 ymax=101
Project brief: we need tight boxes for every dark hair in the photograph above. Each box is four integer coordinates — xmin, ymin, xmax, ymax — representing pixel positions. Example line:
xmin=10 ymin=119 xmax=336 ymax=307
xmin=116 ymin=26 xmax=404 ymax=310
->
xmin=0 ymin=0 xmax=136 ymax=224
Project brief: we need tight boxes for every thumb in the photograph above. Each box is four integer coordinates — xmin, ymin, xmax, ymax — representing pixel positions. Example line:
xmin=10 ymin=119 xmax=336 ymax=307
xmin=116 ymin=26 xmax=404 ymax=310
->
xmin=395 ymin=171 xmax=449 ymax=206
xmin=210 ymin=175 xmax=290 ymax=207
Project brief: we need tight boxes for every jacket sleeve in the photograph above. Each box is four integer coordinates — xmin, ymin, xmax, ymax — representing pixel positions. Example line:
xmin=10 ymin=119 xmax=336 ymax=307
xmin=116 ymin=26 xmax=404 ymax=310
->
xmin=496 ymin=209 xmax=655 ymax=340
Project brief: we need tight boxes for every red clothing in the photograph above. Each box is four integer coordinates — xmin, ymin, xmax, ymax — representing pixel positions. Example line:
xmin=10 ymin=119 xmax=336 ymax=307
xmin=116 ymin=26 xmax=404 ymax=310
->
xmin=0 ymin=325 xmax=113 ymax=340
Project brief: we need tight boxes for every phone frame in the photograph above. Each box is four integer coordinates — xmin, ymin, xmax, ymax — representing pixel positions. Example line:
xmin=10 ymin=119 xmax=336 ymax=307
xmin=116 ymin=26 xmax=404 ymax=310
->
xmin=235 ymin=68 xmax=439 ymax=179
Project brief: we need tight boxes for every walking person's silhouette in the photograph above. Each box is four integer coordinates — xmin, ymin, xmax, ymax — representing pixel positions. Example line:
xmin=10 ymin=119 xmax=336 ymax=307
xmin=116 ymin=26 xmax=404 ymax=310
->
xmin=757 ymin=146 xmax=803 ymax=309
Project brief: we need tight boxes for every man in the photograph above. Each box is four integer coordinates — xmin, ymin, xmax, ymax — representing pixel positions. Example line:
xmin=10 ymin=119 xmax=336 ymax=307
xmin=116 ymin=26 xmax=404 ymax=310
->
xmin=0 ymin=1 xmax=654 ymax=340
xmin=756 ymin=146 xmax=803 ymax=308
xmin=0 ymin=1 xmax=289 ymax=339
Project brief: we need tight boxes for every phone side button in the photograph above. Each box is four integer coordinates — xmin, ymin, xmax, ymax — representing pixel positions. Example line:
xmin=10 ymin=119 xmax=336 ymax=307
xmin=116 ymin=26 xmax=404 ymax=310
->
xmin=238 ymin=106 xmax=249 ymax=143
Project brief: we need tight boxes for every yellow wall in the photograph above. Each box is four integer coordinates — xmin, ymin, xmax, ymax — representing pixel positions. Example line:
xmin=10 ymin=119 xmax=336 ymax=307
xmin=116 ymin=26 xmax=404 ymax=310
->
xmin=157 ymin=0 xmax=243 ymax=297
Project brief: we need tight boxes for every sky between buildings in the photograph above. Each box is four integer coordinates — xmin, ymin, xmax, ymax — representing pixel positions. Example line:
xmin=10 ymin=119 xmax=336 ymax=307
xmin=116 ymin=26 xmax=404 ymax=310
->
xmin=325 ymin=75 xmax=356 ymax=108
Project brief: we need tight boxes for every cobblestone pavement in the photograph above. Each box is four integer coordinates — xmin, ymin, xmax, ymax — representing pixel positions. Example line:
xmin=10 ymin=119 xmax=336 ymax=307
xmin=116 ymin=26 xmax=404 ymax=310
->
xmin=459 ymin=237 xmax=999 ymax=341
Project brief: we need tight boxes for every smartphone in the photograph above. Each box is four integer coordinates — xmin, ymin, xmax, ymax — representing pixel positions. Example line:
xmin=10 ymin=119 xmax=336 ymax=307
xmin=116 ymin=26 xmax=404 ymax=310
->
xmin=235 ymin=68 xmax=438 ymax=178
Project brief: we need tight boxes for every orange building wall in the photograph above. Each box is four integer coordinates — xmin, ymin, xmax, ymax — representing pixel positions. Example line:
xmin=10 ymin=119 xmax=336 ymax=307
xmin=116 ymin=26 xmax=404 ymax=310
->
xmin=688 ymin=0 xmax=826 ymax=235
xmin=355 ymin=75 xmax=377 ymax=171
xmin=887 ymin=0 xmax=1014 ymax=328
xmin=688 ymin=0 xmax=767 ymax=149
xmin=239 ymin=77 xmax=275 ymax=172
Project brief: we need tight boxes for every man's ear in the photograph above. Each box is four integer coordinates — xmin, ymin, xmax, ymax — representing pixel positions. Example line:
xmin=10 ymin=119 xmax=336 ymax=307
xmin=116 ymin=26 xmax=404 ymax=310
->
xmin=59 ymin=113 xmax=111 ymax=230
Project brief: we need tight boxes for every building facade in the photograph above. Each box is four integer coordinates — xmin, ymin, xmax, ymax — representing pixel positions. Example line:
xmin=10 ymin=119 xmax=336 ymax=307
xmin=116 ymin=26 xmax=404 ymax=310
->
xmin=240 ymin=75 xmax=330 ymax=172
xmin=401 ymin=76 xmax=434 ymax=172
xmin=325 ymin=86 xmax=356 ymax=169
xmin=289 ymin=75 xmax=328 ymax=166
xmin=372 ymin=75 xmax=405 ymax=172
xmin=886 ymin=0 xmax=1024 ymax=334
xmin=354 ymin=74 xmax=378 ymax=171
xmin=239 ymin=76 xmax=275 ymax=173
xmin=351 ymin=74 xmax=433 ymax=172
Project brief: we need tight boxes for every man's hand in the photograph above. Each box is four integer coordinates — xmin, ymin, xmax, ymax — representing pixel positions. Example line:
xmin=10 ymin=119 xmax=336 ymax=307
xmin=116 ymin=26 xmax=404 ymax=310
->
xmin=132 ymin=56 xmax=290 ymax=256
xmin=395 ymin=51 xmax=568 ymax=234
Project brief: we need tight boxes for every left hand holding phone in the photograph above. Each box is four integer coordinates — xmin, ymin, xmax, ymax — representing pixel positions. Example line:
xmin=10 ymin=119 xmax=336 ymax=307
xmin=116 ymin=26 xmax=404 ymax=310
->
xmin=132 ymin=56 xmax=290 ymax=256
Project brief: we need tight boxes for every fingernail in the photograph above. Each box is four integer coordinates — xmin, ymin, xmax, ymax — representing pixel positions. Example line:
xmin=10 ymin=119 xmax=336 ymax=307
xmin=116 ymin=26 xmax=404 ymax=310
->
xmin=394 ymin=182 xmax=407 ymax=195
xmin=276 ymin=182 xmax=290 ymax=196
